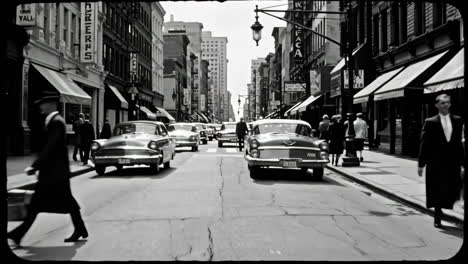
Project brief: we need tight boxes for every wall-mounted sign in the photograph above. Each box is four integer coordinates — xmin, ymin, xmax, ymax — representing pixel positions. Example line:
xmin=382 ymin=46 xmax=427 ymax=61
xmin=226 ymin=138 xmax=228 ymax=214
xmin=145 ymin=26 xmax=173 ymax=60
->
xmin=17 ymin=4 xmax=36 ymax=26
xmin=200 ymin=94 xmax=206 ymax=111
xmin=80 ymin=2 xmax=97 ymax=63
xmin=285 ymin=82 xmax=306 ymax=92
xmin=343 ymin=70 xmax=365 ymax=89
xmin=309 ymin=70 xmax=321 ymax=95
xmin=130 ymin=53 xmax=138 ymax=82
xmin=292 ymin=0 xmax=305 ymax=63
xmin=183 ymin=89 xmax=189 ymax=105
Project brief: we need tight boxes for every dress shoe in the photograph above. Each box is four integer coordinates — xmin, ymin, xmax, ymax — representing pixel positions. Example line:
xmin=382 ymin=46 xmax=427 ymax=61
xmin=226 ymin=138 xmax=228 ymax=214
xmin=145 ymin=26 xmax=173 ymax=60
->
xmin=7 ymin=231 xmax=22 ymax=247
xmin=73 ymin=156 xmax=78 ymax=162
xmin=64 ymin=229 xmax=88 ymax=242
xmin=434 ymin=222 xmax=443 ymax=228
xmin=360 ymin=157 xmax=364 ymax=162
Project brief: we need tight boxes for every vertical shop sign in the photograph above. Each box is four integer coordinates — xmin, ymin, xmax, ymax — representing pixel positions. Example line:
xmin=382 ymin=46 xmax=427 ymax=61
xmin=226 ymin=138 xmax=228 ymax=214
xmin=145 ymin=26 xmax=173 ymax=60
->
xmin=80 ymin=2 xmax=97 ymax=63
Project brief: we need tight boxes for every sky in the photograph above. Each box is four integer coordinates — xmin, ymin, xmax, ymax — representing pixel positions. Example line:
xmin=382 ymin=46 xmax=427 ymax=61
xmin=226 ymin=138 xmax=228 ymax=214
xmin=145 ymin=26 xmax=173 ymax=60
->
xmin=160 ymin=0 xmax=287 ymax=121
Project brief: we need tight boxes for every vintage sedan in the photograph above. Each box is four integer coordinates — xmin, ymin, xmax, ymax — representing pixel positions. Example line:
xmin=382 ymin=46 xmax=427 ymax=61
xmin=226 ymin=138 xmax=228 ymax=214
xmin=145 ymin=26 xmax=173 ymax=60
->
xmin=167 ymin=123 xmax=200 ymax=151
xmin=90 ymin=121 xmax=176 ymax=175
xmin=210 ymin=124 xmax=223 ymax=140
xmin=216 ymin=122 xmax=238 ymax=147
xmin=193 ymin=123 xmax=208 ymax=144
xmin=244 ymin=119 xmax=329 ymax=179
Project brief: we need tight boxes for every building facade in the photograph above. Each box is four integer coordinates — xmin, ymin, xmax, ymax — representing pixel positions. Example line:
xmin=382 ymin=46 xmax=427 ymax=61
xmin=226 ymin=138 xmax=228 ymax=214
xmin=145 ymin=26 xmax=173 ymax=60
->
xmin=151 ymin=2 xmax=165 ymax=108
xmin=15 ymin=3 xmax=105 ymax=154
xmin=201 ymin=31 xmax=229 ymax=121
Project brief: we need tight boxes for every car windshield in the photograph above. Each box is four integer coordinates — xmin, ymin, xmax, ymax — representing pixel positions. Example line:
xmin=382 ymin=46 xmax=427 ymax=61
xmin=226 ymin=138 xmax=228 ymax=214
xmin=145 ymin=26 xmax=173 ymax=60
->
xmin=221 ymin=124 xmax=236 ymax=130
xmin=195 ymin=124 xmax=205 ymax=130
xmin=168 ymin=124 xmax=195 ymax=132
xmin=257 ymin=123 xmax=311 ymax=136
xmin=114 ymin=123 xmax=158 ymax=136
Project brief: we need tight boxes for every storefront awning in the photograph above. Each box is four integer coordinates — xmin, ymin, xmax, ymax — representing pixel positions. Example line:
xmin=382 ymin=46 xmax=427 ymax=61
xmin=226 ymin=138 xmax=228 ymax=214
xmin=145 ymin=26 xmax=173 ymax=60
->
xmin=283 ymin=100 xmax=304 ymax=117
xmin=265 ymin=109 xmax=279 ymax=119
xmin=193 ymin=109 xmax=210 ymax=123
xmin=374 ymin=50 xmax=448 ymax=101
xmin=353 ymin=66 xmax=405 ymax=104
xmin=292 ymin=94 xmax=323 ymax=114
xmin=107 ymin=84 xmax=128 ymax=109
xmin=32 ymin=64 xmax=92 ymax=105
xmin=330 ymin=43 xmax=366 ymax=75
xmin=137 ymin=105 xmax=156 ymax=120
xmin=155 ymin=107 xmax=176 ymax=122
xmin=424 ymin=48 xmax=464 ymax=93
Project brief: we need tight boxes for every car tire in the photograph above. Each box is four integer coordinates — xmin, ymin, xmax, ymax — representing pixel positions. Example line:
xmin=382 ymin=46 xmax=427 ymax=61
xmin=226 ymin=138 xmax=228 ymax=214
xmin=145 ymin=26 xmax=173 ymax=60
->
xmin=151 ymin=163 xmax=160 ymax=174
xmin=313 ymin=168 xmax=324 ymax=180
xmin=192 ymin=146 xmax=198 ymax=152
xmin=301 ymin=168 xmax=309 ymax=175
xmin=218 ymin=142 xmax=223 ymax=148
xmin=95 ymin=166 xmax=106 ymax=176
xmin=164 ymin=161 xmax=170 ymax=169
xmin=203 ymin=139 xmax=208 ymax=145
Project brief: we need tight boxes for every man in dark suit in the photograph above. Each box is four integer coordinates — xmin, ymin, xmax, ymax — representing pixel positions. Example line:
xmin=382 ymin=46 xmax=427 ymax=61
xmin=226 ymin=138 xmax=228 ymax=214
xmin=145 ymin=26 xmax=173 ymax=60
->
xmin=72 ymin=113 xmax=84 ymax=162
xmin=7 ymin=92 xmax=88 ymax=246
xmin=236 ymin=117 xmax=249 ymax=151
xmin=418 ymin=94 xmax=465 ymax=228
xmin=79 ymin=114 xmax=95 ymax=165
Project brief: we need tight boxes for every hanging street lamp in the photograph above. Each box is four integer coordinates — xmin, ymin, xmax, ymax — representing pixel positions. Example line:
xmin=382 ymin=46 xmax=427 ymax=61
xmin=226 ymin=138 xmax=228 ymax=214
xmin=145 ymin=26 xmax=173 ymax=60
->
xmin=251 ymin=5 xmax=264 ymax=46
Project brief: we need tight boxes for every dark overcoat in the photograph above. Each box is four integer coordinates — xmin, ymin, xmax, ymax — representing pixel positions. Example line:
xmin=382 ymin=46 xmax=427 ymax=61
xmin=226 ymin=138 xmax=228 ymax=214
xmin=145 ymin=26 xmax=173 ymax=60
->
xmin=418 ymin=114 xmax=464 ymax=209
xmin=100 ymin=122 xmax=112 ymax=139
xmin=79 ymin=121 xmax=95 ymax=150
xmin=328 ymin=121 xmax=345 ymax=154
xmin=30 ymin=113 xmax=80 ymax=213
xmin=236 ymin=121 xmax=249 ymax=138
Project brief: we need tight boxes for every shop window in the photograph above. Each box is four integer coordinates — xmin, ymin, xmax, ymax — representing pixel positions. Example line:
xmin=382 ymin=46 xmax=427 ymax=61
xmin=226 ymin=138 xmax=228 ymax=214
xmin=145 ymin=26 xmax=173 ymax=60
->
xmin=400 ymin=3 xmax=408 ymax=43
xmin=414 ymin=1 xmax=426 ymax=36
xmin=433 ymin=2 xmax=446 ymax=28
xmin=390 ymin=3 xmax=400 ymax=46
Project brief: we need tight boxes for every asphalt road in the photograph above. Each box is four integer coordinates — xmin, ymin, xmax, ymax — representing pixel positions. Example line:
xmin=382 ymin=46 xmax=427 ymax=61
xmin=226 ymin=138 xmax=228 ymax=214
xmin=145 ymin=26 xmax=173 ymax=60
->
xmin=7 ymin=140 xmax=463 ymax=261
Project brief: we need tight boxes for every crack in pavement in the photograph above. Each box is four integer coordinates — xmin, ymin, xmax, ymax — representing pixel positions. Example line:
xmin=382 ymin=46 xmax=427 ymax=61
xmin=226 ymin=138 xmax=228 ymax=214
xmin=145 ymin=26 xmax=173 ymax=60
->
xmin=269 ymin=192 xmax=289 ymax=215
xmin=331 ymin=215 xmax=368 ymax=257
xmin=207 ymin=226 xmax=214 ymax=261
xmin=218 ymin=157 xmax=225 ymax=219
xmin=175 ymin=245 xmax=193 ymax=261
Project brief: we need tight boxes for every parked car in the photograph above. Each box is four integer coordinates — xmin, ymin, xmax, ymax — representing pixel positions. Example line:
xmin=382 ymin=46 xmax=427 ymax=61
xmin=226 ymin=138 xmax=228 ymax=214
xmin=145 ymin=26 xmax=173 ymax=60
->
xmin=206 ymin=125 xmax=215 ymax=141
xmin=244 ymin=119 xmax=329 ymax=179
xmin=90 ymin=121 xmax=176 ymax=175
xmin=192 ymin=123 xmax=208 ymax=144
xmin=210 ymin=124 xmax=223 ymax=140
xmin=216 ymin=122 xmax=238 ymax=147
xmin=167 ymin=123 xmax=200 ymax=152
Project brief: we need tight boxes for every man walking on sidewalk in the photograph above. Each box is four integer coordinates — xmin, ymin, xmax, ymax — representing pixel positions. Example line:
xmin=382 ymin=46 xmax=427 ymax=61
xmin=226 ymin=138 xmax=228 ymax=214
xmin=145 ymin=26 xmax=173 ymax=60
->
xmin=72 ymin=113 xmax=84 ymax=162
xmin=7 ymin=92 xmax=88 ymax=247
xmin=236 ymin=117 xmax=249 ymax=151
xmin=79 ymin=115 xmax=95 ymax=165
xmin=418 ymin=94 xmax=465 ymax=228
xmin=354 ymin=113 xmax=368 ymax=161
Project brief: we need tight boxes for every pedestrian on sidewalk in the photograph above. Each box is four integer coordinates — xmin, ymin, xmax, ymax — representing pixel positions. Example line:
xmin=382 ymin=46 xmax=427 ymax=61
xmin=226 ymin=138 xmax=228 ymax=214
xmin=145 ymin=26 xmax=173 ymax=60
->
xmin=318 ymin=114 xmax=330 ymax=141
xmin=328 ymin=115 xmax=345 ymax=166
xmin=79 ymin=114 xmax=95 ymax=165
xmin=7 ymin=92 xmax=88 ymax=247
xmin=354 ymin=113 xmax=369 ymax=161
xmin=418 ymin=94 xmax=465 ymax=228
xmin=99 ymin=117 xmax=112 ymax=139
xmin=236 ymin=117 xmax=249 ymax=151
xmin=72 ymin=113 xmax=84 ymax=162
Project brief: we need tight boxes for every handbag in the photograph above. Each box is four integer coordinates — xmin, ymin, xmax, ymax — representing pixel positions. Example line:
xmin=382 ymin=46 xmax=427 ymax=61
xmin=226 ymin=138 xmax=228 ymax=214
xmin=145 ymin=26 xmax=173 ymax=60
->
xmin=7 ymin=189 xmax=34 ymax=221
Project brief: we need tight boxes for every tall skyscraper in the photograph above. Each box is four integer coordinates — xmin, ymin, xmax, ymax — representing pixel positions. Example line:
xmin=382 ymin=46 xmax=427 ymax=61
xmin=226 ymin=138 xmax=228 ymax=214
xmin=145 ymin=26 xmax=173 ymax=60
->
xmin=201 ymin=31 xmax=228 ymax=122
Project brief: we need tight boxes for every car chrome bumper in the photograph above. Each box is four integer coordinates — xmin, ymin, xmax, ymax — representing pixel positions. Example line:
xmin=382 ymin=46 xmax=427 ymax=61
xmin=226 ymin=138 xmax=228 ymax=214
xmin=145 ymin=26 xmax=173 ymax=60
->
xmin=175 ymin=141 xmax=198 ymax=147
xmin=218 ymin=138 xmax=238 ymax=143
xmin=244 ymin=155 xmax=328 ymax=168
xmin=93 ymin=154 xmax=162 ymax=166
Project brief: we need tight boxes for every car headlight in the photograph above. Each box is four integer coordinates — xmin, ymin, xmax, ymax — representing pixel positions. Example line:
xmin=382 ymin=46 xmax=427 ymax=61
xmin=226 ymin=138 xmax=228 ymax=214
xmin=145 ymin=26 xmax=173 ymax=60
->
xmin=251 ymin=139 xmax=260 ymax=149
xmin=320 ymin=151 xmax=329 ymax=160
xmin=148 ymin=141 xmax=158 ymax=150
xmin=90 ymin=142 xmax=100 ymax=151
xmin=319 ymin=141 xmax=329 ymax=151
xmin=250 ymin=149 xmax=260 ymax=158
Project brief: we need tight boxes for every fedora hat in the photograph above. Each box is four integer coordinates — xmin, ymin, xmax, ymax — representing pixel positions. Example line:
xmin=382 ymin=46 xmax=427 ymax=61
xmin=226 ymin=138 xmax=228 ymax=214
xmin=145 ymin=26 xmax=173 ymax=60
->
xmin=34 ymin=91 xmax=59 ymax=105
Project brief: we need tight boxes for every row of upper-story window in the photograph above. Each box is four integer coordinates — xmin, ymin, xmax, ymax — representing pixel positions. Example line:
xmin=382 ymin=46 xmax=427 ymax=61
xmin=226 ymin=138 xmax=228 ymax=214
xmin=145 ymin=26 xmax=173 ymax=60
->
xmin=348 ymin=2 xmax=453 ymax=57
xmin=152 ymin=14 xmax=164 ymax=39
xmin=103 ymin=2 xmax=151 ymax=33
xmin=29 ymin=3 xmax=82 ymax=60
xmin=103 ymin=42 xmax=152 ymax=90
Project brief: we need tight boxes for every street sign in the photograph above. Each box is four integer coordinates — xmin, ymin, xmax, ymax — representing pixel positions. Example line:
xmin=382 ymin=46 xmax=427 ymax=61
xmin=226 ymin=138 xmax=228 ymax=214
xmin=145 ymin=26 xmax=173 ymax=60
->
xmin=285 ymin=82 xmax=306 ymax=92
xmin=80 ymin=2 xmax=97 ymax=63
xmin=310 ymin=70 xmax=321 ymax=95
xmin=16 ymin=4 xmax=36 ymax=26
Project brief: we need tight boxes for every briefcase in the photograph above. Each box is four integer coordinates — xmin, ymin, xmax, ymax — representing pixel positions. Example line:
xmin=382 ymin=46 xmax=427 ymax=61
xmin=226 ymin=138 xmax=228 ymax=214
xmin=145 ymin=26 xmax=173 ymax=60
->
xmin=7 ymin=189 xmax=34 ymax=221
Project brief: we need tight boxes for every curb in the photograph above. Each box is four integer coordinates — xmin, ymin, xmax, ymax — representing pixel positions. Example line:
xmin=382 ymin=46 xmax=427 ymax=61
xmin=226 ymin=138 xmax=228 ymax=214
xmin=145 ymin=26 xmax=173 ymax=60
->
xmin=326 ymin=165 xmax=464 ymax=226
xmin=7 ymin=167 xmax=94 ymax=191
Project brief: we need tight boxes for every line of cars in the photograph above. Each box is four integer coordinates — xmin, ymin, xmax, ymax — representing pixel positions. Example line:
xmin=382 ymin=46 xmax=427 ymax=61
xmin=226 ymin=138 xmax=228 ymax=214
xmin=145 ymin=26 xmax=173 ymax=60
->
xmin=90 ymin=119 xmax=330 ymax=180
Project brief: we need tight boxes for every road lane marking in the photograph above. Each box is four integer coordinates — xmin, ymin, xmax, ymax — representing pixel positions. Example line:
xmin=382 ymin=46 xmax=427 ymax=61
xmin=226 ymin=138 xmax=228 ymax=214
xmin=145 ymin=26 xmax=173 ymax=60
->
xmin=207 ymin=148 xmax=217 ymax=152
xmin=225 ymin=149 xmax=238 ymax=153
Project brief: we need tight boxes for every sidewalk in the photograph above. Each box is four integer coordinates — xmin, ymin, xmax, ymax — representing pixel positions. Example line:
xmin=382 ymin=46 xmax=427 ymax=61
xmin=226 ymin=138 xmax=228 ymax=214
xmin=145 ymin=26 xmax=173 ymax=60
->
xmin=327 ymin=149 xmax=464 ymax=224
xmin=7 ymin=146 xmax=94 ymax=190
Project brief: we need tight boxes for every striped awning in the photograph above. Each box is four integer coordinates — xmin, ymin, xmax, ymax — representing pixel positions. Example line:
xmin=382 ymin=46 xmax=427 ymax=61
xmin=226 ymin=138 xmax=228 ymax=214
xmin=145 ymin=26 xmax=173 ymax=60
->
xmin=424 ymin=48 xmax=464 ymax=93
